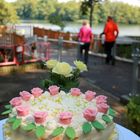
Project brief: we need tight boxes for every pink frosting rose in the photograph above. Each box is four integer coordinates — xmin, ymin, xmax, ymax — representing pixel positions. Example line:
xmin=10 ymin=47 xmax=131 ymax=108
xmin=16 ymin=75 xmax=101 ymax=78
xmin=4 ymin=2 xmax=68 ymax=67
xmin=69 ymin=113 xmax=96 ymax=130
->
xmin=48 ymin=85 xmax=60 ymax=96
xmin=83 ymin=108 xmax=97 ymax=121
xmin=70 ymin=88 xmax=81 ymax=96
xmin=34 ymin=112 xmax=47 ymax=124
xmin=59 ymin=112 xmax=72 ymax=125
xmin=16 ymin=105 xmax=30 ymax=116
xmin=85 ymin=90 xmax=96 ymax=101
xmin=97 ymin=103 xmax=109 ymax=114
xmin=9 ymin=97 xmax=22 ymax=107
xmin=20 ymin=91 xmax=32 ymax=101
xmin=31 ymin=87 xmax=43 ymax=98
xmin=96 ymin=95 xmax=107 ymax=104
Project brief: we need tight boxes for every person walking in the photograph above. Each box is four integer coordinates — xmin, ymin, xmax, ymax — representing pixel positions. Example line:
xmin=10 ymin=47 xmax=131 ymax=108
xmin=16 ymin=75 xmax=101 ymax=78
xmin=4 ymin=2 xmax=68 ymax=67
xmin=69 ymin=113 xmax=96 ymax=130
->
xmin=78 ymin=20 xmax=93 ymax=65
xmin=100 ymin=16 xmax=119 ymax=65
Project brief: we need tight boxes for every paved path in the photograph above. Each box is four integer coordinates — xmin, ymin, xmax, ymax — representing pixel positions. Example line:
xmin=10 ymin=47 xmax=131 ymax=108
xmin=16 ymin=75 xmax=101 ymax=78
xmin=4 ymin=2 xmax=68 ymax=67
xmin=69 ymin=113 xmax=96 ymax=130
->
xmin=57 ymin=47 xmax=140 ymax=99
xmin=83 ymin=55 xmax=140 ymax=99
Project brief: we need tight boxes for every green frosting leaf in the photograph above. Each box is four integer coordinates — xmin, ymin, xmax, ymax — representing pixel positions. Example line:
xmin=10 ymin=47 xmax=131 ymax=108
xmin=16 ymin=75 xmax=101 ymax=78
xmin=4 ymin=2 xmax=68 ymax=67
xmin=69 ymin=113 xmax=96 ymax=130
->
xmin=51 ymin=127 xmax=64 ymax=137
xmin=102 ymin=115 xmax=112 ymax=123
xmin=91 ymin=121 xmax=105 ymax=130
xmin=23 ymin=123 xmax=36 ymax=131
xmin=1 ymin=110 xmax=12 ymax=115
xmin=65 ymin=127 xmax=76 ymax=139
xmin=12 ymin=118 xmax=21 ymax=130
xmin=8 ymin=116 xmax=16 ymax=123
xmin=82 ymin=122 xmax=92 ymax=134
xmin=108 ymin=108 xmax=116 ymax=117
xmin=4 ymin=104 xmax=12 ymax=109
xmin=35 ymin=125 xmax=45 ymax=138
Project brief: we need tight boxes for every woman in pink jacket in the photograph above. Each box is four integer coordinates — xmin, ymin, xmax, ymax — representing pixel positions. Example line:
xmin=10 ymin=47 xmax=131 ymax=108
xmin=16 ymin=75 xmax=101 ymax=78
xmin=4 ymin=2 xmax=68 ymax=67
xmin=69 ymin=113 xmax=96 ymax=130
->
xmin=78 ymin=20 xmax=93 ymax=65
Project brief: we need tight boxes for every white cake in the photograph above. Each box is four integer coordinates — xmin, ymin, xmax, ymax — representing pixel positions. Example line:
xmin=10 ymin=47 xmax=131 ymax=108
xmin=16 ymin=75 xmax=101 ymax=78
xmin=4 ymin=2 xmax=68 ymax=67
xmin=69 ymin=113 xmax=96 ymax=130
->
xmin=3 ymin=86 xmax=118 ymax=140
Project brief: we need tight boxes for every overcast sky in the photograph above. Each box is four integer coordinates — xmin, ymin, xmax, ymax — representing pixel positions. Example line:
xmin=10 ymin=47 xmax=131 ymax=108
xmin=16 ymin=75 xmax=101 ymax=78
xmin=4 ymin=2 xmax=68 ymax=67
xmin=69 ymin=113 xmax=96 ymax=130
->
xmin=5 ymin=0 xmax=140 ymax=7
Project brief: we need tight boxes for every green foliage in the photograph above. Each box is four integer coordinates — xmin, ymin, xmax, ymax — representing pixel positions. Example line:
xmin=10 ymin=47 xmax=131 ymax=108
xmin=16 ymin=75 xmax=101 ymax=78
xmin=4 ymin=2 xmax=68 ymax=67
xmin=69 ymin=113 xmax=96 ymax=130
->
xmin=126 ymin=95 xmax=140 ymax=135
xmin=48 ymin=1 xmax=80 ymax=30
xmin=48 ymin=10 xmax=66 ymax=30
xmin=0 ymin=0 xmax=18 ymax=24
xmin=42 ymin=60 xmax=87 ymax=91
xmin=80 ymin=0 xmax=102 ymax=26
xmin=116 ymin=45 xmax=132 ymax=59
xmin=34 ymin=0 xmax=57 ymax=20
xmin=80 ymin=0 xmax=140 ymax=25
xmin=15 ymin=0 xmax=38 ymax=19
xmin=42 ymin=71 xmax=80 ymax=92
xmin=3 ymin=0 xmax=140 ymax=25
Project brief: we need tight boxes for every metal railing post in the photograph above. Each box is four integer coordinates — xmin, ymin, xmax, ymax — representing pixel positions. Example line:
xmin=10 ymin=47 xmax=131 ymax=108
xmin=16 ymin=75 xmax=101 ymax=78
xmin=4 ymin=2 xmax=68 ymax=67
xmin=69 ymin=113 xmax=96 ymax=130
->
xmin=112 ymin=43 xmax=117 ymax=60
xmin=77 ymin=41 xmax=81 ymax=60
xmin=131 ymin=43 xmax=140 ymax=96
xmin=34 ymin=34 xmax=37 ymax=42
xmin=58 ymin=36 xmax=63 ymax=61
xmin=44 ymin=35 xmax=48 ymax=42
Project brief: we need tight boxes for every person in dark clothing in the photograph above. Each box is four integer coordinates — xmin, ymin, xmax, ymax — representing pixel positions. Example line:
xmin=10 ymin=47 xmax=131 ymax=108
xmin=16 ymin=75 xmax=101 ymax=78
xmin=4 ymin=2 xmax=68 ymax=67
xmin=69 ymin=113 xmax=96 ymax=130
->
xmin=100 ymin=16 xmax=119 ymax=65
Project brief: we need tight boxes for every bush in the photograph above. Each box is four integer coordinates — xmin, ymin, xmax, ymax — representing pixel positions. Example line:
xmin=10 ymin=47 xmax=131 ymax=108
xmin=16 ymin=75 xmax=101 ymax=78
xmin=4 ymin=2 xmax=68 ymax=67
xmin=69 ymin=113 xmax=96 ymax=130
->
xmin=126 ymin=95 xmax=140 ymax=136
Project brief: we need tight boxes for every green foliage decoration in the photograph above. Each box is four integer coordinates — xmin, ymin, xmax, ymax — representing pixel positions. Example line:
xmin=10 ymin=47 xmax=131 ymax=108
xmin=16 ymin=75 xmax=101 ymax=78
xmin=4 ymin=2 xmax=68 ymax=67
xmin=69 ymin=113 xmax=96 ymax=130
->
xmin=35 ymin=125 xmax=45 ymax=138
xmin=51 ymin=127 xmax=64 ymax=137
xmin=1 ymin=110 xmax=12 ymax=115
xmin=12 ymin=118 xmax=22 ymax=130
xmin=65 ymin=127 xmax=76 ymax=140
xmin=22 ymin=123 xmax=36 ymax=131
xmin=91 ymin=120 xmax=105 ymax=130
xmin=8 ymin=116 xmax=16 ymax=123
xmin=108 ymin=108 xmax=116 ymax=117
xmin=102 ymin=115 xmax=112 ymax=123
xmin=82 ymin=122 xmax=92 ymax=134
xmin=1 ymin=104 xmax=12 ymax=115
xmin=4 ymin=104 xmax=12 ymax=109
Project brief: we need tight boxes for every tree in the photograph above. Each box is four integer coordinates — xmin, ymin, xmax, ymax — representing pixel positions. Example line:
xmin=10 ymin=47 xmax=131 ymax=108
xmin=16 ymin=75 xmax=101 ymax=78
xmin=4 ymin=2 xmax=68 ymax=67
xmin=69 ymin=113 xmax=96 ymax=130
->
xmin=15 ymin=0 xmax=38 ymax=19
xmin=80 ymin=0 xmax=102 ymax=27
xmin=35 ymin=0 xmax=57 ymax=20
xmin=48 ymin=1 xmax=80 ymax=30
xmin=48 ymin=7 xmax=65 ymax=30
xmin=0 ymin=0 xmax=18 ymax=25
